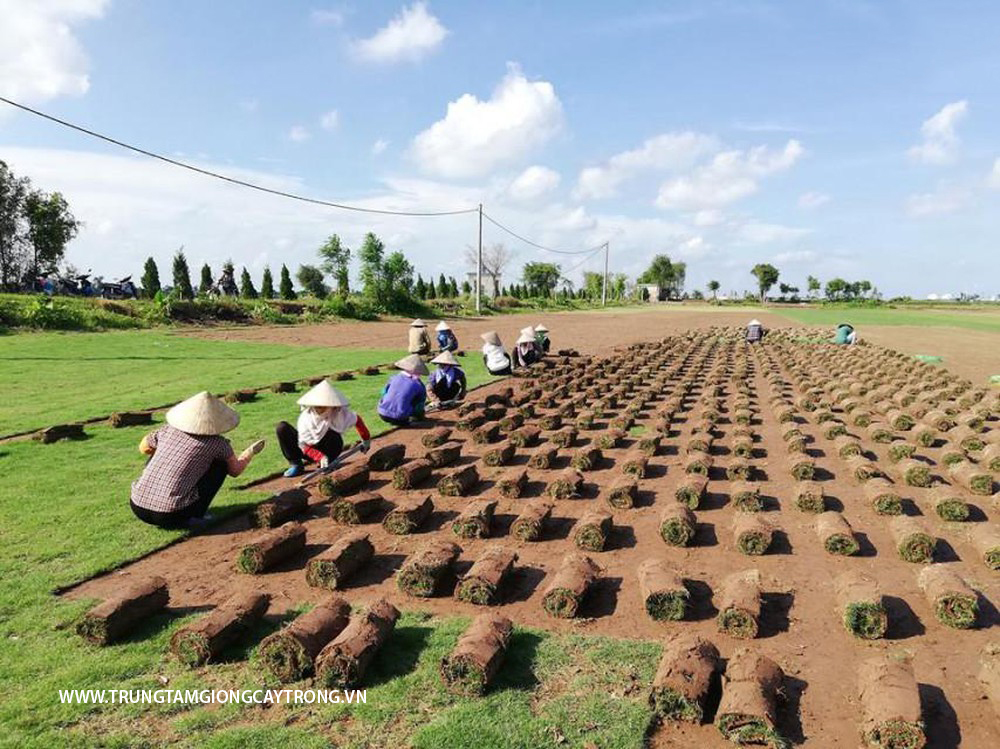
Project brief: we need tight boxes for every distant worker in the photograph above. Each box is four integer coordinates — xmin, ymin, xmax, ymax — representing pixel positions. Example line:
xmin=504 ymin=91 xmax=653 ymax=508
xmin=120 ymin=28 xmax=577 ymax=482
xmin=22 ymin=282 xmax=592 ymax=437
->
xmin=130 ymin=392 xmax=263 ymax=528
xmin=480 ymin=331 xmax=512 ymax=376
xmin=513 ymin=327 xmax=542 ymax=368
xmin=534 ymin=323 xmax=551 ymax=353
xmin=408 ymin=319 xmax=431 ymax=356
xmin=745 ymin=318 xmax=767 ymax=344
xmin=275 ymin=380 xmax=371 ymax=478
xmin=834 ymin=322 xmax=857 ymax=345
xmin=435 ymin=321 xmax=459 ymax=352
xmin=428 ymin=350 xmax=467 ymax=405
xmin=377 ymin=354 xmax=429 ymax=426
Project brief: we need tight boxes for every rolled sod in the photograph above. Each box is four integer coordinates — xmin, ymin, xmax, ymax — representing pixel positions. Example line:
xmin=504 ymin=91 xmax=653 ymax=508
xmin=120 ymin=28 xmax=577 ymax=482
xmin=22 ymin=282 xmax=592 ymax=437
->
xmin=981 ymin=644 xmax=1000 ymax=718
xmin=330 ymin=491 xmax=383 ymax=525
xmin=609 ymin=414 xmax=634 ymax=431
xmin=638 ymin=433 xmax=662 ymax=456
xmin=816 ymin=511 xmax=860 ymax=556
xmin=823 ymin=421 xmax=848 ymax=440
xmin=834 ymin=571 xmax=887 ymax=639
xmin=913 ymin=425 xmax=937 ymax=448
xmin=109 ymin=411 xmax=153 ymax=428
xmin=316 ymin=463 xmax=370 ymax=498
xmin=948 ymin=461 xmax=994 ymax=496
xmin=257 ymin=597 xmax=351 ymax=682
xmin=549 ymin=426 xmax=578 ymax=449
xmin=814 ymin=408 xmax=835 ymax=424
xmin=509 ymin=425 xmax=541 ymax=447
xmin=237 ymin=522 xmax=306 ymax=574
xmin=852 ymin=409 xmax=873 ymax=427
xmin=440 ymin=612 xmax=513 ymax=696
xmin=896 ymin=458 xmax=931 ymax=487
xmin=595 ymin=428 xmax=626 ymax=451
xmin=457 ymin=547 xmax=518 ymax=604
xmin=863 ymin=478 xmax=902 ymax=515
xmin=793 ymin=481 xmax=825 ymax=513
xmin=732 ymin=436 xmax=754 ymax=460
xmin=571 ymin=445 xmax=603 ymax=471
xmin=715 ymin=649 xmax=786 ymax=747
xmin=888 ymin=442 xmax=917 ymax=463
xmin=846 ymin=456 xmax=882 ymax=483
xmin=675 ymin=473 xmax=709 ymax=509
xmin=927 ymin=484 xmax=969 ymax=521
xmin=886 ymin=409 xmax=915 ymax=431
xmin=482 ymin=439 xmax=516 ymax=468
xmin=471 ymin=424 xmax=500 ymax=445
xmin=490 ymin=467 xmax=525 ymax=499
xmin=857 ymin=657 xmax=926 ymax=748
xmin=970 ymin=524 xmax=1000 ymax=570
xmin=397 ymin=541 xmax=461 ymax=597
xmin=621 ymin=449 xmax=649 ymax=478
xmin=251 ymin=489 xmax=309 ymax=529
xmin=650 ymin=635 xmax=720 ymax=723
xmin=638 ymin=559 xmax=689 ymax=621
xmin=546 ymin=468 xmax=584 ymax=499
xmin=660 ymin=504 xmax=697 ymax=547
xmin=686 ymin=433 xmax=713 ymax=455
xmin=727 ymin=460 xmax=752 ymax=482
xmin=834 ymin=435 xmax=863 ymax=459
xmin=538 ymin=413 xmax=562 ymax=431
xmin=170 ymin=591 xmax=269 ymax=666
xmin=224 ymin=389 xmax=256 ymax=404
xmin=315 ymin=598 xmax=399 ymax=688
xmin=542 ymin=553 xmax=600 ymax=618
xmin=575 ymin=410 xmax=595 ymax=430
xmin=890 ymin=516 xmax=936 ymax=563
xmin=424 ymin=441 xmax=462 ymax=469
xmin=781 ymin=425 xmax=802 ymax=443
xmin=452 ymin=499 xmax=497 ymax=539
xmin=867 ymin=422 xmax=895 ymax=444
xmin=940 ymin=447 xmax=966 ymax=467
xmin=606 ymin=477 xmax=638 ymax=509
xmin=918 ymin=564 xmax=978 ymax=629
xmin=382 ymin=495 xmax=433 ymax=535
xmin=733 ymin=513 xmax=773 ymax=556
xmin=716 ymin=569 xmax=761 ymax=639
xmin=785 ymin=434 xmax=807 ymax=454
xmin=774 ymin=405 xmax=797 ymax=423
xmin=366 ymin=443 xmax=406 ymax=472
xmin=529 ymin=446 xmax=558 ymax=469
xmin=684 ymin=454 xmax=713 ymax=476
xmin=787 ymin=457 xmax=814 ymax=481
xmin=731 ymin=481 xmax=762 ymax=512
xmin=456 ymin=414 xmax=485 ymax=432
xmin=421 ymin=426 xmax=452 ymax=448
xmin=982 ymin=443 xmax=1000 ymax=473
xmin=922 ymin=409 xmax=954 ymax=431
xmin=499 ymin=413 xmax=524 ymax=432
xmin=574 ymin=509 xmax=613 ymax=551
xmin=77 ymin=576 xmax=169 ymax=645
xmin=437 ymin=464 xmax=480 ymax=496
xmin=305 ymin=531 xmax=374 ymax=590
xmin=511 ymin=501 xmax=552 ymax=542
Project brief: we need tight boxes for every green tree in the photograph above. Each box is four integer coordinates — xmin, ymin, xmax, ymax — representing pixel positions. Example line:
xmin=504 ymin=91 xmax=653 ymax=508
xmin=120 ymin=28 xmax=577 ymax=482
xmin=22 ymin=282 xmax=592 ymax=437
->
xmin=297 ymin=264 xmax=328 ymax=298
xmin=426 ymin=278 xmax=436 ymax=299
xmin=172 ymin=250 xmax=194 ymax=300
xmin=415 ymin=274 xmax=427 ymax=299
xmin=260 ymin=266 xmax=275 ymax=299
xmin=437 ymin=273 xmax=449 ymax=298
xmin=239 ymin=267 xmax=258 ymax=299
xmin=522 ymin=262 xmax=562 ymax=297
xmin=318 ymin=233 xmax=351 ymax=296
xmin=461 ymin=279 xmax=472 ymax=295
xmin=449 ymin=277 xmax=459 ymax=297
xmin=358 ymin=232 xmax=385 ymax=301
xmin=707 ymin=279 xmax=720 ymax=301
xmin=0 ymin=160 xmax=30 ymax=290
xmin=279 ymin=264 xmax=296 ymax=300
xmin=807 ymin=275 xmax=821 ymax=298
xmin=825 ymin=278 xmax=848 ymax=300
xmin=199 ymin=263 xmax=213 ymax=294
xmin=357 ymin=232 xmax=416 ymax=312
xmin=611 ymin=273 xmax=627 ymax=300
xmin=141 ymin=257 xmax=161 ymax=299
xmin=751 ymin=263 xmax=780 ymax=303
xmin=637 ymin=254 xmax=686 ymax=297
xmin=222 ymin=259 xmax=235 ymax=276
xmin=24 ymin=191 xmax=79 ymax=280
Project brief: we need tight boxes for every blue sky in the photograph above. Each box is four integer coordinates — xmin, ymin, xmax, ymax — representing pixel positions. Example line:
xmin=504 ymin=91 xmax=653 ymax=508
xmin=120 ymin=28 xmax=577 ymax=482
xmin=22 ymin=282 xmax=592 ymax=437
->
xmin=1 ymin=0 xmax=999 ymax=297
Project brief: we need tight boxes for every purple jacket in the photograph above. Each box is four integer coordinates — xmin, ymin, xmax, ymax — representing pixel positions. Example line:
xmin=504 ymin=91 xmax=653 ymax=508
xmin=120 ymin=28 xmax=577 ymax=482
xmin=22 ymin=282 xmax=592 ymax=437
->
xmin=378 ymin=373 xmax=427 ymax=421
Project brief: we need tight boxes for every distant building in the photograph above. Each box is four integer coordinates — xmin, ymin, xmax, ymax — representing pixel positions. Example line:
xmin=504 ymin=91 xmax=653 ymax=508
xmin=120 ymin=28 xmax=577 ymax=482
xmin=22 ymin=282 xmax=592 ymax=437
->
xmin=638 ymin=283 xmax=665 ymax=301
xmin=466 ymin=271 xmax=502 ymax=298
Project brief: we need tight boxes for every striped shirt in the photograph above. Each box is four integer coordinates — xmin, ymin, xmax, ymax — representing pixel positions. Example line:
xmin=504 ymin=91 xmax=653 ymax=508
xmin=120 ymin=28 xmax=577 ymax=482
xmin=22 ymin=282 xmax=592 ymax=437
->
xmin=130 ymin=426 xmax=234 ymax=513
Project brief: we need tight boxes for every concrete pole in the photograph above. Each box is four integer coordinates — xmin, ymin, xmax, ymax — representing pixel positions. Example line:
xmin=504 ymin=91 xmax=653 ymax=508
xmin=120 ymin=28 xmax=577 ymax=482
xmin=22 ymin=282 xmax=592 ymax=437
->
xmin=476 ymin=203 xmax=483 ymax=314
xmin=601 ymin=242 xmax=609 ymax=306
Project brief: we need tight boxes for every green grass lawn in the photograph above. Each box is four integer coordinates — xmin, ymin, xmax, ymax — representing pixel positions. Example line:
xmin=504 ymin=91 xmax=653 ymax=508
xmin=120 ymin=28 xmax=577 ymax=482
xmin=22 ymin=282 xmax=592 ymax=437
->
xmin=0 ymin=348 xmax=659 ymax=748
xmin=773 ymin=305 xmax=1000 ymax=333
xmin=0 ymin=330 xmax=407 ymax=436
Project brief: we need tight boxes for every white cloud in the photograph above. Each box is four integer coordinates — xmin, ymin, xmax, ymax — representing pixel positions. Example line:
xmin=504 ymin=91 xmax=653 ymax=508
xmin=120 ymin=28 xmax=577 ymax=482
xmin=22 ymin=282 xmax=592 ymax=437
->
xmin=310 ymin=8 xmax=344 ymax=26
xmin=797 ymin=191 xmax=830 ymax=209
xmin=656 ymin=140 xmax=804 ymax=211
xmin=0 ymin=0 xmax=109 ymax=108
xmin=736 ymin=221 xmax=811 ymax=244
xmin=352 ymin=2 xmax=448 ymax=64
xmin=372 ymin=138 xmax=390 ymax=155
xmin=573 ymin=132 xmax=719 ymax=200
xmin=693 ymin=209 xmax=725 ymax=227
xmin=507 ymin=165 xmax=561 ymax=202
xmin=319 ymin=110 xmax=339 ymax=130
xmin=987 ymin=158 xmax=1000 ymax=189
xmin=411 ymin=64 xmax=563 ymax=179
xmin=773 ymin=249 xmax=818 ymax=264
xmin=907 ymin=100 xmax=968 ymax=165
xmin=288 ymin=125 xmax=311 ymax=142
xmin=905 ymin=186 xmax=970 ymax=217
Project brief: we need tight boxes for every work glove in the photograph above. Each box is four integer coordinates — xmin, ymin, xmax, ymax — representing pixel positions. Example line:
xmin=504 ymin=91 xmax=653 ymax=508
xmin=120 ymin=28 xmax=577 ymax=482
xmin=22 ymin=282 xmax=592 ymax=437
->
xmin=319 ymin=456 xmax=330 ymax=469
xmin=360 ymin=440 xmax=371 ymax=453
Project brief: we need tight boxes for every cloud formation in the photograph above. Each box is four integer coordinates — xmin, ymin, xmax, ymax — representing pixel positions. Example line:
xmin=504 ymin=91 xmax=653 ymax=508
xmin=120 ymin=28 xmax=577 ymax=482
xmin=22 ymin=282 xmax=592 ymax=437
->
xmin=797 ymin=191 xmax=830 ymax=209
xmin=907 ymin=100 xmax=968 ymax=165
xmin=353 ymin=2 xmax=448 ymax=64
xmin=507 ymin=165 xmax=561 ymax=201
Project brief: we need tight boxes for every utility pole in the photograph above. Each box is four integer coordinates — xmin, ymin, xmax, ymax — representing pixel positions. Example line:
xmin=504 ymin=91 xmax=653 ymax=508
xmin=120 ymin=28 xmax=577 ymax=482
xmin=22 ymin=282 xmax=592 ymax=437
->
xmin=601 ymin=241 xmax=609 ymax=306
xmin=476 ymin=203 xmax=483 ymax=314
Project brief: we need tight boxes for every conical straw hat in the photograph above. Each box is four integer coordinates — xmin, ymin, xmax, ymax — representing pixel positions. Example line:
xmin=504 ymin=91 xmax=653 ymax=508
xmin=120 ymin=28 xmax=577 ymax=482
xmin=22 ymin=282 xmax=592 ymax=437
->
xmin=410 ymin=319 xmax=426 ymax=327
xmin=517 ymin=331 xmax=535 ymax=344
xmin=435 ymin=321 xmax=451 ymax=332
xmin=395 ymin=353 xmax=429 ymax=376
xmin=297 ymin=379 xmax=350 ymax=408
xmin=431 ymin=350 xmax=460 ymax=366
xmin=520 ymin=326 xmax=536 ymax=337
xmin=748 ymin=319 xmax=761 ymax=326
xmin=166 ymin=391 xmax=240 ymax=435
xmin=480 ymin=331 xmax=501 ymax=345
xmin=534 ymin=323 xmax=548 ymax=332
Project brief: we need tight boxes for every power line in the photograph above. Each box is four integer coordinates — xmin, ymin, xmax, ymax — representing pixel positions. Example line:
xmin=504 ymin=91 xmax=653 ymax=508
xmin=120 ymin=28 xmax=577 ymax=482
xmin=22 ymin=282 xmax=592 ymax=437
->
xmin=0 ymin=96 xmax=478 ymax=217
xmin=481 ymin=210 xmax=606 ymax=256
xmin=562 ymin=244 xmax=607 ymax=276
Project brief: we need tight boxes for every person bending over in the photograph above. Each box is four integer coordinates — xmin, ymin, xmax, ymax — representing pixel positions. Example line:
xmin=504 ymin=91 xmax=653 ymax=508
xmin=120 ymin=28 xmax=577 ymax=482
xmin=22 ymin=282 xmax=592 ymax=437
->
xmin=408 ymin=319 xmax=431 ymax=355
xmin=512 ymin=327 xmax=542 ymax=368
xmin=534 ymin=323 xmax=551 ymax=353
xmin=377 ymin=354 xmax=429 ymax=426
xmin=428 ymin=350 xmax=467 ymax=405
xmin=480 ymin=331 xmax=512 ymax=376
xmin=435 ymin=321 xmax=459 ymax=352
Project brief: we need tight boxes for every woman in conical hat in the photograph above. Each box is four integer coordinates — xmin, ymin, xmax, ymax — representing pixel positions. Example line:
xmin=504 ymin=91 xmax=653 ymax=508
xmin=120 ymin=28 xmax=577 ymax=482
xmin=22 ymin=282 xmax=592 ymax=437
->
xmin=745 ymin=318 xmax=766 ymax=344
xmin=533 ymin=323 xmax=551 ymax=352
xmin=480 ymin=331 xmax=512 ymax=376
xmin=435 ymin=320 xmax=459 ymax=352
xmin=130 ymin=392 xmax=264 ymax=529
xmin=512 ymin=328 xmax=542 ymax=369
xmin=408 ymin=318 xmax=431 ymax=355
xmin=428 ymin=350 xmax=467 ymax=404
xmin=377 ymin=354 xmax=429 ymax=426
xmin=275 ymin=380 xmax=371 ymax=478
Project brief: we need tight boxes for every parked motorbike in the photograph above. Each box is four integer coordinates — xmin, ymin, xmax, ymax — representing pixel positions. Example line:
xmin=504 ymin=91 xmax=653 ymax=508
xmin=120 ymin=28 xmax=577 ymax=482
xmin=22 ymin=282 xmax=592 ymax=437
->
xmin=100 ymin=275 xmax=138 ymax=300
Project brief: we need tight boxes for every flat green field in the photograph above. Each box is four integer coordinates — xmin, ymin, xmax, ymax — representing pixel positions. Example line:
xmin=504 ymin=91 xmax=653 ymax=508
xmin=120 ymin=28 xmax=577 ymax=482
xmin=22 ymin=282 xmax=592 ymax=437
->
xmin=774 ymin=305 xmax=1000 ymax=333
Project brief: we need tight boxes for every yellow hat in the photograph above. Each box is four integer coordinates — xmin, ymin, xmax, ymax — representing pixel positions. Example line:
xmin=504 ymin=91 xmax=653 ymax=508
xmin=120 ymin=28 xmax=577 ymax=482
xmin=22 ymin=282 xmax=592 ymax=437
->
xmin=166 ymin=391 xmax=240 ymax=435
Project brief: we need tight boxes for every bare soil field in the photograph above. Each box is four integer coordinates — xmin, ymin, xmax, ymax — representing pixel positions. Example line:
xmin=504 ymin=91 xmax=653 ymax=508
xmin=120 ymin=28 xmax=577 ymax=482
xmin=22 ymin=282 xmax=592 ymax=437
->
xmin=70 ymin=324 xmax=999 ymax=748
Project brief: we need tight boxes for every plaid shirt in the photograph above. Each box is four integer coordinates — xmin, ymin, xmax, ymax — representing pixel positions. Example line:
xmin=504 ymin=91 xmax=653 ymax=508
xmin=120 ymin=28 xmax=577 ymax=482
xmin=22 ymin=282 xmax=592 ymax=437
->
xmin=130 ymin=426 xmax=234 ymax=513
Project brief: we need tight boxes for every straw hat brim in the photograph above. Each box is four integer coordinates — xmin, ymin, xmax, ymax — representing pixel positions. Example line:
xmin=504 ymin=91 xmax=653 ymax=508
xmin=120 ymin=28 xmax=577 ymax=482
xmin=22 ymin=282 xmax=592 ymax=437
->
xmin=520 ymin=326 xmax=536 ymax=337
xmin=435 ymin=321 xmax=451 ymax=331
xmin=534 ymin=324 xmax=549 ymax=332
xmin=297 ymin=380 xmax=350 ymax=408
xmin=431 ymin=351 xmax=460 ymax=366
xmin=395 ymin=354 xmax=429 ymax=376
xmin=748 ymin=319 xmax=761 ymax=326
xmin=480 ymin=331 xmax=501 ymax=345
xmin=166 ymin=391 xmax=240 ymax=435
xmin=517 ymin=333 xmax=535 ymax=344
xmin=410 ymin=319 xmax=427 ymax=327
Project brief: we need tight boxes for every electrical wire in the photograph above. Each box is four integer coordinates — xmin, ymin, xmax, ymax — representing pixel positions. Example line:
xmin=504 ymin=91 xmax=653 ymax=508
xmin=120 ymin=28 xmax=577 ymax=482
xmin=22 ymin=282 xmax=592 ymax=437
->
xmin=0 ymin=96 xmax=478 ymax=217
xmin=481 ymin=210 xmax=607 ymax=255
